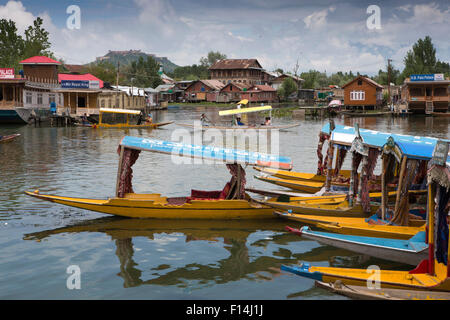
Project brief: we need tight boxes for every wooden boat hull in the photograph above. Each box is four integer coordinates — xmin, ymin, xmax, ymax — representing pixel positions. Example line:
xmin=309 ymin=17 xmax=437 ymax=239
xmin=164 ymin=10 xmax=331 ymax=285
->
xmin=253 ymin=167 xmax=352 ymax=182
xmin=282 ymin=261 xmax=450 ymax=292
xmin=286 ymin=226 xmax=427 ymax=266
xmin=94 ymin=121 xmax=174 ymax=129
xmin=0 ymin=133 xmax=20 ymax=143
xmin=315 ymin=281 xmax=450 ymax=300
xmin=25 ymin=191 xmax=275 ymax=219
xmin=177 ymin=123 xmax=300 ymax=130
xmin=276 ymin=211 xmax=425 ymax=239
xmin=255 ymin=175 xmax=325 ymax=193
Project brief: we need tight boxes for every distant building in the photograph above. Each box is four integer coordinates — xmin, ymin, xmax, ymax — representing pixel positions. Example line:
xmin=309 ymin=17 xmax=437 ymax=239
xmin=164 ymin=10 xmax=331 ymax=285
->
xmin=20 ymin=56 xmax=63 ymax=120
xmin=400 ymin=74 xmax=450 ymax=114
xmin=240 ymin=85 xmax=277 ymax=103
xmin=342 ymin=76 xmax=383 ymax=109
xmin=184 ymin=80 xmax=224 ymax=102
xmin=271 ymin=74 xmax=304 ymax=91
xmin=217 ymin=82 xmax=248 ymax=103
xmin=209 ymin=59 xmax=265 ymax=86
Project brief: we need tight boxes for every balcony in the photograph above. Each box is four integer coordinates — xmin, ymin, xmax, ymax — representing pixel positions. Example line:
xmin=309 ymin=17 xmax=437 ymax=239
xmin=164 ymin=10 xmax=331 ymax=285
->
xmin=0 ymin=100 xmax=24 ymax=109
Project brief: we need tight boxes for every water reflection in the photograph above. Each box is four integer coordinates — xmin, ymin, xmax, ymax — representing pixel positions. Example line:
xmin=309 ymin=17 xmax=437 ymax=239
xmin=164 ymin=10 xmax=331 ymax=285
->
xmin=22 ymin=217 xmax=378 ymax=291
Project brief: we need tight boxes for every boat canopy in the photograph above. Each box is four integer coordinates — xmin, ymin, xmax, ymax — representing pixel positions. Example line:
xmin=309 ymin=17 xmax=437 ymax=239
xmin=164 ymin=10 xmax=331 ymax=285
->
xmin=384 ymin=136 xmax=450 ymax=162
xmin=320 ymin=123 xmax=448 ymax=150
xmin=219 ymin=105 xmax=272 ymax=116
xmin=119 ymin=136 xmax=293 ymax=170
xmin=99 ymin=108 xmax=142 ymax=115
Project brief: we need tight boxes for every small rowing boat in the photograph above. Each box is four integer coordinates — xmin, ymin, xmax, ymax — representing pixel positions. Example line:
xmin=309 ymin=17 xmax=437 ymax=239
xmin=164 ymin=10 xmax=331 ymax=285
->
xmin=0 ymin=133 xmax=20 ymax=143
xmin=80 ymin=108 xmax=174 ymax=129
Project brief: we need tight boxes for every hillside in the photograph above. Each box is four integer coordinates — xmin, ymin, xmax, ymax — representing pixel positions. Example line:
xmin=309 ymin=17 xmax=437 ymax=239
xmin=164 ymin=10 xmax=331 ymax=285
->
xmin=95 ymin=50 xmax=179 ymax=73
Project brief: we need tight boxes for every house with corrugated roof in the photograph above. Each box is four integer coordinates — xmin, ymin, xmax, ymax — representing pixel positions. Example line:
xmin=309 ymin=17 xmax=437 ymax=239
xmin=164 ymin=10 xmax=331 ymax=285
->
xmin=342 ymin=75 xmax=383 ymax=109
xmin=240 ymin=84 xmax=277 ymax=103
xmin=184 ymin=79 xmax=225 ymax=102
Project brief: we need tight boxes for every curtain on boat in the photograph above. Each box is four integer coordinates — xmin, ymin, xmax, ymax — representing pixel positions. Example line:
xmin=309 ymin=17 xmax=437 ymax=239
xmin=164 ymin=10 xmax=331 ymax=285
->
xmin=117 ymin=147 xmax=141 ymax=198
xmin=317 ymin=132 xmax=330 ymax=175
xmin=349 ymin=152 xmax=363 ymax=204
xmin=226 ymin=163 xmax=246 ymax=199
xmin=391 ymin=159 xmax=420 ymax=226
xmin=334 ymin=146 xmax=348 ymax=177
xmin=359 ymin=148 xmax=380 ymax=214
xmin=435 ymin=185 xmax=449 ymax=265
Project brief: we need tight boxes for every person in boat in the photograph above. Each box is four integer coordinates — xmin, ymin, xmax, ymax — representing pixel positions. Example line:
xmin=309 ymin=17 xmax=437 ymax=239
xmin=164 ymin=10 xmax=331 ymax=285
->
xmin=236 ymin=117 xmax=245 ymax=126
xmin=262 ymin=117 xmax=271 ymax=126
xmin=137 ymin=111 xmax=145 ymax=125
xmin=200 ymin=113 xmax=210 ymax=126
xmin=81 ymin=113 xmax=89 ymax=125
xmin=145 ymin=114 xmax=153 ymax=124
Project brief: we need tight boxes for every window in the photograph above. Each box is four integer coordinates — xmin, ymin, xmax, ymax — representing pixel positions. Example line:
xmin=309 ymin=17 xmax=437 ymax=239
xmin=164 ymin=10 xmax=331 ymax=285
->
xmin=49 ymin=94 xmax=55 ymax=104
xmin=101 ymin=99 xmax=105 ymax=108
xmin=350 ymin=90 xmax=365 ymax=101
xmin=26 ymin=92 xmax=32 ymax=104
xmin=357 ymin=80 xmax=362 ymax=85
xmin=37 ymin=93 xmax=43 ymax=105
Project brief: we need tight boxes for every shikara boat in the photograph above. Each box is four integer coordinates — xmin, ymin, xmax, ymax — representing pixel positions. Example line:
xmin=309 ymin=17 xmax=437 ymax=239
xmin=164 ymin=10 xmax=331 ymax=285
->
xmin=286 ymin=225 xmax=427 ymax=266
xmin=0 ymin=133 xmax=20 ymax=143
xmin=281 ymin=140 xmax=450 ymax=292
xmin=253 ymin=166 xmax=352 ymax=182
xmin=177 ymin=100 xmax=300 ymax=130
xmin=26 ymin=136 xmax=293 ymax=219
xmin=315 ymin=281 xmax=450 ymax=300
xmin=84 ymin=108 xmax=173 ymax=129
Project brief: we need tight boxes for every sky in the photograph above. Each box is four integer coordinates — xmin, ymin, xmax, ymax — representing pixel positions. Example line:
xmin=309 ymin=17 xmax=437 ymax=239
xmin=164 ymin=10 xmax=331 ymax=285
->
xmin=0 ymin=0 xmax=449 ymax=75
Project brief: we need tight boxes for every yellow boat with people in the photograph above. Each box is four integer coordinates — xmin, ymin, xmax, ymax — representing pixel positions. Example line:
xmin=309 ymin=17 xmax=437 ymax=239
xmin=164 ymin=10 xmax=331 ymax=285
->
xmin=177 ymin=100 xmax=300 ymax=130
xmin=26 ymin=136 xmax=293 ymax=219
xmin=281 ymin=140 xmax=450 ymax=293
xmin=253 ymin=166 xmax=352 ymax=182
xmin=78 ymin=108 xmax=174 ymax=129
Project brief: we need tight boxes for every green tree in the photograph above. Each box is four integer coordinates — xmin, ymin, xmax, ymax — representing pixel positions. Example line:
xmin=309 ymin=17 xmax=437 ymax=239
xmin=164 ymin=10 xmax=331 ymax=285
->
xmin=22 ymin=17 xmax=52 ymax=58
xmin=277 ymin=77 xmax=298 ymax=101
xmin=199 ymin=51 xmax=227 ymax=67
xmin=126 ymin=56 xmax=162 ymax=88
xmin=399 ymin=36 xmax=447 ymax=82
xmin=169 ymin=64 xmax=208 ymax=80
xmin=0 ymin=19 xmax=24 ymax=71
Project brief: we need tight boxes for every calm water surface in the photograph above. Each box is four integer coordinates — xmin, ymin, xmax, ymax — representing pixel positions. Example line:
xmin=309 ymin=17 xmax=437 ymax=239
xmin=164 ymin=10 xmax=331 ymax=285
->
xmin=0 ymin=107 xmax=448 ymax=299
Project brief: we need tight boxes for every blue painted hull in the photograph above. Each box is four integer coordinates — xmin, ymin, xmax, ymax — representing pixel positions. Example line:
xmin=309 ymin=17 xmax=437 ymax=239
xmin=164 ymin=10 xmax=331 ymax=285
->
xmin=0 ymin=109 xmax=30 ymax=124
xmin=287 ymin=226 xmax=428 ymax=266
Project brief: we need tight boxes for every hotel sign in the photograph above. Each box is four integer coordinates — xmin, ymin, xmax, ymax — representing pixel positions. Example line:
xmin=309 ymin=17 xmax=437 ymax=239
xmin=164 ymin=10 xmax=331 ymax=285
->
xmin=61 ymin=80 xmax=100 ymax=89
xmin=410 ymin=74 xmax=444 ymax=81
xmin=430 ymin=141 xmax=449 ymax=167
xmin=0 ymin=68 xmax=14 ymax=79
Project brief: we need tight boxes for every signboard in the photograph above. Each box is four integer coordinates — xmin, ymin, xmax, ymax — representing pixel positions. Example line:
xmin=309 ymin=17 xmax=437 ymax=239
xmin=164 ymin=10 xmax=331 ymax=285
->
xmin=0 ymin=68 xmax=14 ymax=79
xmin=430 ymin=140 xmax=449 ymax=167
xmin=61 ymin=80 xmax=100 ymax=89
xmin=410 ymin=74 xmax=445 ymax=82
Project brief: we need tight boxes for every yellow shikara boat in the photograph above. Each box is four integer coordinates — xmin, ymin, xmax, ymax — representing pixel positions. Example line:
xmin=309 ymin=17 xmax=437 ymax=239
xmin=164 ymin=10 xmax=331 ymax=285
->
xmin=253 ymin=166 xmax=352 ymax=182
xmin=276 ymin=211 xmax=425 ymax=239
xmin=281 ymin=140 xmax=450 ymax=292
xmin=86 ymin=108 xmax=174 ymax=129
xmin=26 ymin=136 xmax=293 ymax=219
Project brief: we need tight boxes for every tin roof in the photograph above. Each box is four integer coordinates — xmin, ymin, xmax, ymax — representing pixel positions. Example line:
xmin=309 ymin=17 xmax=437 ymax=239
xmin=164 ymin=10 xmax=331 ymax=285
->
xmin=342 ymin=75 xmax=383 ymax=89
xmin=58 ymin=73 xmax=104 ymax=88
xmin=209 ymin=59 xmax=263 ymax=70
xmin=20 ymin=56 xmax=61 ymax=65
xmin=246 ymin=84 xmax=276 ymax=92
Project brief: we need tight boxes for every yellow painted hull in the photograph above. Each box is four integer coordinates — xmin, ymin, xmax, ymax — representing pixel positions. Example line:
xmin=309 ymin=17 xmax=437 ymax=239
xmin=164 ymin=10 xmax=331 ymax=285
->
xmin=255 ymin=175 xmax=325 ymax=193
xmin=25 ymin=191 xmax=275 ymax=219
xmin=277 ymin=211 xmax=425 ymax=239
xmin=253 ymin=167 xmax=352 ymax=182
xmin=309 ymin=261 xmax=450 ymax=291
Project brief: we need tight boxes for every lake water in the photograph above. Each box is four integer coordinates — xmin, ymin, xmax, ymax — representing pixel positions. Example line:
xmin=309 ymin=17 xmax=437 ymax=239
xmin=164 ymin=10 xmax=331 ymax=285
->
xmin=0 ymin=107 xmax=448 ymax=300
